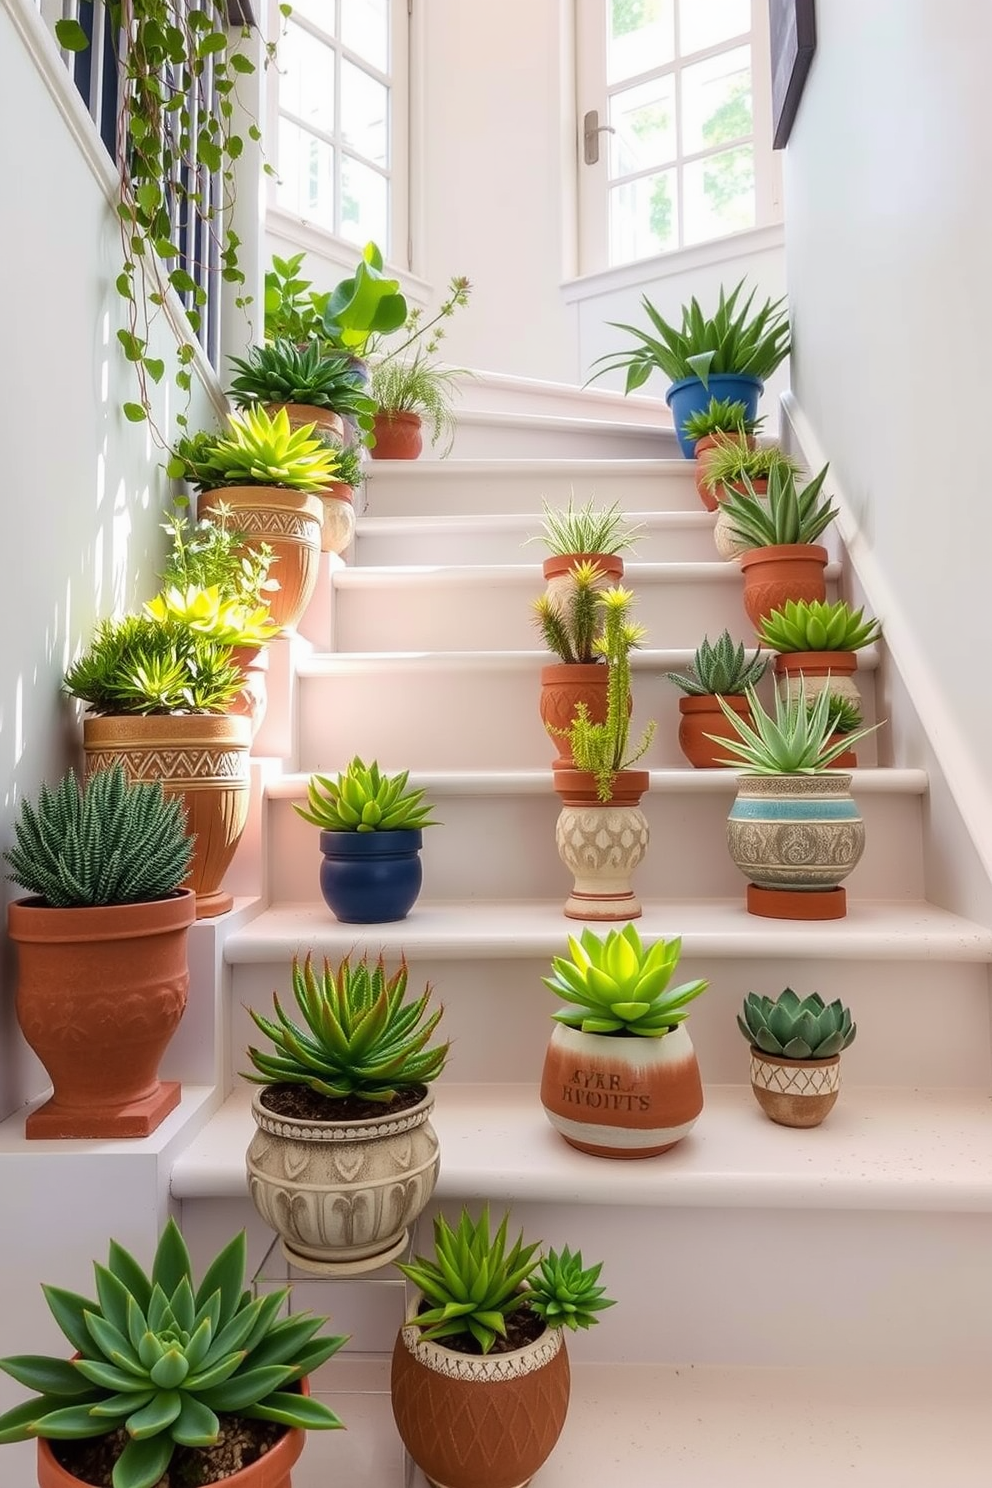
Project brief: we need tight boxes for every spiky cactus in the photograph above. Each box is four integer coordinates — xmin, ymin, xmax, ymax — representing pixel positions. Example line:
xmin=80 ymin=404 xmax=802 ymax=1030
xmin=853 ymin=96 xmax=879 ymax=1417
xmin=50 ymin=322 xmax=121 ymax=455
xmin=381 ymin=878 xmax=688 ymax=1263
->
xmin=667 ymin=631 xmax=768 ymax=696
xmin=3 ymin=766 xmax=192 ymax=908
xmin=738 ymin=988 xmax=857 ymax=1059
xmin=532 ymin=560 xmax=607 ymax=664
xmin=562 ymin=586 xmax=655 ymax=800
xmin=719 ymin=461 xmax=837 ymax=548
xmin=713 ymin=677 xmax=880 ymax=773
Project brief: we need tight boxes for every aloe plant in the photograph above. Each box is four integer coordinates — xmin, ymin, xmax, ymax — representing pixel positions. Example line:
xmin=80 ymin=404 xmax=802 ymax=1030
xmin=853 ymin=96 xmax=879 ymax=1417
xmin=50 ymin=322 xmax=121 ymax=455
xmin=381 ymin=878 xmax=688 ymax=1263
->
xmin=719 ymin=462 xmax=837 ymax=549
xmin=758 ymin=599 xmax=881 ymax=653
xmin=738 ymin=988 xmax=857 ymax=1059
xmin=63 ymin=616 xmax=242 ymax=715
xmin=227 ymin=339 xmax=377 ymax=434
xmin=543 ymin=924 xmax=708 ymax=1037
xmin=667 ymin=631 xmax=768 ymax=696
xmin=712 ymin=678 xmax=880 ymax=773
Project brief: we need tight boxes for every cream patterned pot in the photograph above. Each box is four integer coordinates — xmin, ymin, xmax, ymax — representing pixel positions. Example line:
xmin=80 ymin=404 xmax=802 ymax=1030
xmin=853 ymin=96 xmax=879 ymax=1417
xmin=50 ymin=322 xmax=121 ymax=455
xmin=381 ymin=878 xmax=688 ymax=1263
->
xmin=553 ymin=769 xmax=649 ymax=921
xmin=727 ymin=773 xmax=865 ymax=892
xmin=749 ymin=1049 xmax=842 ymax=1128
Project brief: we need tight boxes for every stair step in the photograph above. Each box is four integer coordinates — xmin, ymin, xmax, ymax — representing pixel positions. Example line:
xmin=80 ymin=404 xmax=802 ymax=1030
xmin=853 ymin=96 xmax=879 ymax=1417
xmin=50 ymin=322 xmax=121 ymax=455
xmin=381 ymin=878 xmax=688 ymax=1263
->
xmin=265 ymin=768 xmax=924 ymax=904
xmin=363 ymin=459 xmax=700 ymax=516
xmin=354 ymin=510 xmax=719 ymax=565
xmin=444 ymin=408 xmax=678 ymax=459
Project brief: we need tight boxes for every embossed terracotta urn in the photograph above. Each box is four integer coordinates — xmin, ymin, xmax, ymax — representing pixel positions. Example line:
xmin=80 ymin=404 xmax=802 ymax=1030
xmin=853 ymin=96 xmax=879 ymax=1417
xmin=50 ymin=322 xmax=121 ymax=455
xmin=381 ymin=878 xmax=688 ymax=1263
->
xmin=748 ymin=1048 xmax=842 ymax=1128
xmin=739 ymin=543 xmax=829 ymax=629
xmin=539 ymin=664 xmax=610 ymax=769
xmin=246 ymin=1086 xmax=440 ymax=1274
xmin=391 ymin=1310 xmax=571 ymax=1488
xmin=198 ymin=486 xmax=323 ymax=631
xmin=727 ymin=773 xmax=865 ymax=920
xmin=552 ymin=769 xmax=649 ymax=920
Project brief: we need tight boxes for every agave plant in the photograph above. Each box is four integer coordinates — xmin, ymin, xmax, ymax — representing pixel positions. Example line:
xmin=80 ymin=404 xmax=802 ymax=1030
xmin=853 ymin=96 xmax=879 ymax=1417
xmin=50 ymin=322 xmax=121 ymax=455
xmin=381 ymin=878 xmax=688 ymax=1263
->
xmin=530 ymin=496 xmax=642 ymax=558
xmin=227 ymin=338 xmax=377 ymax=430
xmin=244 ymin=952 xmax=448 ymax=1102
xmin=3 ymin=765 xmax=192 ymax=908
xmin=0 ymin=1220 xmax=345 ymax=1488
xmin=398 ymin=1208 xmax=615 ymax=1355
xmin=532 ymin=560 xmax=608 ymax=665
xmin=682 ymin=396 xmax=761 ymax=442
xmin=293 ymin=758 xmax=439 ymax=832
xmin=144 ymin=585 xmax=279 ymax=648
xmin=738 ymin=988 xmax=857 ymax=1059
xmin=758 ymin=599 xmax=882 ymax=654
xmin=172 ymin=406 xmax=339 ymax=494
xmin=719 ymin=462 xmax=837 ymax=549
xmin=667 ymin=631 xmax=768 ymax=696
xmin=543 ymin=924 xmax=708 ymax=1037
xmin=712 ymin=677 xmax=881 ymax=773
xmin=63 ymin=616 xmax=243 ymax=715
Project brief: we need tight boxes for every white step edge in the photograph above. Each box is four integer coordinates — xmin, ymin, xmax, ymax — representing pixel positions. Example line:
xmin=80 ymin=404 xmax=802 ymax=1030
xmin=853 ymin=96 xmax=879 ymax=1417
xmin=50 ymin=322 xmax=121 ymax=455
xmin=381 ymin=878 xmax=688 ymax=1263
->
xmin=170 ymin=1083 xmax=992 ymax=1210
xmin=221 ymin=900 xmax=992 ymax=964
xmin=296 ymin=644 xmax=880 ymax=675
xmin=331 ymin=559 xmax=844 ymax=588
xmin=455 ymin=367 xmax=671 ymax=426
xmin=450 ymin=407 xmax=674 ymax=439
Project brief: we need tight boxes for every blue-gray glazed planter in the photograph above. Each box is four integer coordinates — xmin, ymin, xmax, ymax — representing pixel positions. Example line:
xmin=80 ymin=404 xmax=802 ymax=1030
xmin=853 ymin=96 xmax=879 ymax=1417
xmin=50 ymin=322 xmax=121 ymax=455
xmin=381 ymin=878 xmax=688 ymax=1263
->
xmin=319 ymin=829 xmax=424 ymax=923
xmin=666 ymin=373 xmax=763 ymax=459
xmin=726 ymin=774 xmax=865 ymax=891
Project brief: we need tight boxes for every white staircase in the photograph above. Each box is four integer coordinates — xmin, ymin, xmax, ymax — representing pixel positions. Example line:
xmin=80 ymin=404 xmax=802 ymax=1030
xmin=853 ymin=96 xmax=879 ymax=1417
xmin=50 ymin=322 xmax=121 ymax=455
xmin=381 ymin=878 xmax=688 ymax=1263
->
xmin=163 ymin=403 xmax=992 ymax=1482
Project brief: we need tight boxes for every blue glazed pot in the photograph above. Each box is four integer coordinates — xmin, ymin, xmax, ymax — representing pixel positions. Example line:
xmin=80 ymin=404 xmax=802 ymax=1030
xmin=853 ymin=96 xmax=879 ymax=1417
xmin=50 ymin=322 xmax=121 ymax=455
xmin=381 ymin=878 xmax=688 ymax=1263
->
xmin=319 ymin=829 xmax=424 ymax=923
xmin=666 ymin=373 xmax=764 ymax=459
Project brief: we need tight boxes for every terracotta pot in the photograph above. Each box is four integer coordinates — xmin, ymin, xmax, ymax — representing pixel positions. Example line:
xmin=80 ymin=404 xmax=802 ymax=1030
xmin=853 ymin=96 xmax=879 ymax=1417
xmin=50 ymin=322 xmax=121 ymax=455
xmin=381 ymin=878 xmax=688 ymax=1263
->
xmin=8 ymin=889 xmax=194 ymax=1139
xmin=677 ymin=694 xmax=752 ymax=769
xmin=748 ymin=1048 xmax=842 ymax=1128
xmin=774 ymin=650 xmax=861 ymax=707
xmin=318 ymin=481 xmax=356 ymax=555
xmin=83 ymin=713 xmax=252 ymax=920
xmin=539 ymin=662 xmax=610 ymax=769
xmin=371 ymin=410 xmax=423 ymax=459
xmin=726 ymin=773 xmax=865 ymax=917
xmin=247 ymin=1087 xmax=440 ymax=1274
xmin=739 ymin=543 xmax=829 ymax=629
xmin=552 ymin=769 xmax=649 ymax=921
xmin=391 ymin=1315 xmax=570 ymax=1488
xmin=198 ymin=486 xmax=323 ymax=632
xmin=541 ymin=1022 xmax=704 ymax=1158
xmin=229 ymin=643 xmax=270 ymax=740
xmin=828 ymin=736 xmax=858 ymax=768
xmin=541 ymin=551 xmax=624 ymax=610
xmin=693 ymin=433 xmax=756 ymax=511
xmin=264 ymin=401 xmax=345 ymax=448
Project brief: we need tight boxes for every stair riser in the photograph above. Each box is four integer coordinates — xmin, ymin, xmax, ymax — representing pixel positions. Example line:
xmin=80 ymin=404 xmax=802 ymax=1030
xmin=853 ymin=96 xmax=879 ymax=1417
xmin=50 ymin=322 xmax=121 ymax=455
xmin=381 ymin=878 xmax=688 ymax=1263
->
xmin=354 ymin=516 xmax=719 ymax=566
xmin=446 ymin=420 xmax=675 ymax=460
xmin=364 ymin=465 xmax=701 ymax=517
xmin=265 ymin=785 xmax=920 ymax=903
xmin=229 ymin=956 xmax=988 ymax=1090
xmin=297 ymin=663 xmax=880 ymax=771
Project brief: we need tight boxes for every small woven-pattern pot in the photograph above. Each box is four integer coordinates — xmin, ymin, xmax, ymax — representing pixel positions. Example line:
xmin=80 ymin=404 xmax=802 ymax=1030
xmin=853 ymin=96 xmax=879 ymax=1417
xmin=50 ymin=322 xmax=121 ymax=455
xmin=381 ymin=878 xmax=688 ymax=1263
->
xmin=553 ymin=769 xmax=649 ymax=921
xmin=727 ymin=773 xmax=865 ymax=895
xmin=749 ymin=1048 xmax=841 ymax=1128
xmin=198 ymin=485 xmax=323 ymax=632
xmin=740 ymin=543 xmax=829 ymax=628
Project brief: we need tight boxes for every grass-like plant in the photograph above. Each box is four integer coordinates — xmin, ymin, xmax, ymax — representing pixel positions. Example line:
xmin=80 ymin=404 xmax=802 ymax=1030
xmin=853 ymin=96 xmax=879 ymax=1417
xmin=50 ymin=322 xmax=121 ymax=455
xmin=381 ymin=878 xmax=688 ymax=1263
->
xmin=294 ymin=758 xmax=439 ymax=832
xmin=370 ymin=350 xmax=465 ymax=456
xmin=588 ymin=279 xmax=791 ymax=394
xmin=759 ymin=599 xmax=881 ymax=653
xmin=144 ymin=586 xmax=279 ymax=648
xmin=711 ymin=678 xmax=880 ymax=773
xmin=667 ymin=631 xmax=768 ymax=696
xmin=719 ymin=462 xmax=837 ymax=549
xmin=0 ymin=1219 xmax=345 ymax=1488
xmin=159 ymin=503 xmax=278 ymax=612
xmin=227 ymin=340 xmax=377 ymax=434
xmin=331 ymin=443 xmax=365 ymax=489
xmin=683 ymin=396 xmax=762 ymax=442
xmin=543 ymin=924 xmax=708 ymax=1037
xmin=3 ymin=765 xmax=192 ymax=908
xmin=398 ymin=1208 xmax=614 ymax=1355
xmin=244 ymin=952 xmax=448 ymax=1103
xmin=738 ymin=988 xmax=857 ymax=1059
xmin=171 ymin=406 xmax=339 ymax=494
xmin=699 ymin=440 xmax=802 ymax=496
xmin=64 ymin=616 xmax=242 ymax=715
xmin=531 ymin=497 xmax=642 ymax=558
xmin=532 ymin=560 xmax=607 ymax=665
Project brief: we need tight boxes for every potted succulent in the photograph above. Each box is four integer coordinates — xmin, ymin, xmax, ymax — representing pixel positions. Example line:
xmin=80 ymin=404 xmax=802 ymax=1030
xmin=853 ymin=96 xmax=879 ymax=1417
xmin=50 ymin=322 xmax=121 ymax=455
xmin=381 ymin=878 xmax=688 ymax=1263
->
xmin=539 ymin=925 xmax=707 ymax=1158
xmin=681 ymin=397 xmax=763 ymax=510
xmin=4 ymin=765 xmax=194 ymax=1138
xmin=293 ymin=757 xmax=439 ymax=923
xmin=587 ymin=279 xmax=790 ymax=457
xmin=713 ymin=679 xmax=881 ymax=920
xmin=530 ymin=496 xmax=642 ymax=590
xmin=533 ymin=559 xmax=612 ymax=770
xmin=244 ymin=950 xmax=447 ymax=1273
xmin=227 ymin=338 xmax=377 ymax=448
xmin=700 ymin=444 xmax=804 ymax=559
xmin=391 ymin=1207 xmax=614 ymax=1488
xmin=552 ymin=588 xmax=655 ymax=920
xmin=64 ymin=614 xmax=251 ymax=920
xmin=171 ymin=406 xmax=338 ymax=630
xmin=758 ymin=598 xmax=882 ymax=710
xmin=738 ymin=988 xmax=857 ymax=1127
xmin=0 ymin=1219 xmax=345 ymax=1487
xmin=666 ymin=631 xmax=769 ymax=768
xmin=717 ymin=463 xmax=838 ymax=627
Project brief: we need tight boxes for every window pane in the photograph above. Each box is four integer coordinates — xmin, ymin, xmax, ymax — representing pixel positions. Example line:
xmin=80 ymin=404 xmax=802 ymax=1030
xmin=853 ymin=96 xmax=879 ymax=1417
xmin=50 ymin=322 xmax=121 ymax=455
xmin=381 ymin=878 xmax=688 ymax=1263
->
xmin=683 ymin=144 xmax=754 ymax=244
xmin=341 ymin=0 xmax=388 ymax=71
xmin=681 ymin=44 xmax=751 ymax=155
xmin=610 ymin=168 xmax=678 ymax=264
xmin=609 ymin=74 xmax=676 ymax=176
xmin=341 ymin=58 xmax=389 ymax=165
xmin=341 ymin=155 xmax=388 ymax=247
xmin=287 ymin=0 xmax=335 ymax=29
xmin=678 ymin=0 xmax=750 ymax=57
xmin=608 ymin=0 xmax=674 ymax=83
xmin=280 ymin=22 xmax=335 ymax=134
xmin=278 ymin=117 xmax=336 ymax=231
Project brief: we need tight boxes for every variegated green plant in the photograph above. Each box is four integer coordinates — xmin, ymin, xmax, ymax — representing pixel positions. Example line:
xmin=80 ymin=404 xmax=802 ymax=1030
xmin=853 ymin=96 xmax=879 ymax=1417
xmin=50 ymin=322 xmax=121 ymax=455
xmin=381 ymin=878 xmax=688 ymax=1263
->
xmin=543 ymin=924 xmax=708 ymax=1037
xmin=530 ymin=497 xmax=642 ymax=557
xmin=712 ymin=677 xmax=880 ymax=773
xmin=293 ymin=758 xmax=439 ymax=832
xmin=738 ymin=988 xmax=857 ymax=1059
xmin=63 ymin=615 xmax=242 ymax=714
xmin=719 ymin=461 xmax=836 ymax=549
xmin=667 ymin=631 xmax=768 ymax=696
xmin=758 ymin=599 xmax=881 ymax=654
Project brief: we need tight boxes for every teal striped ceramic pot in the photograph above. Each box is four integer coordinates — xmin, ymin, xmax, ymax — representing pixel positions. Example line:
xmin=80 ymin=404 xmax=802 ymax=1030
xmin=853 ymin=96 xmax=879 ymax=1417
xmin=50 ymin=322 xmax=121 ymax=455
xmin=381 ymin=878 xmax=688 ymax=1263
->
xmin=726 ymin=774 xmax=865 ymax=891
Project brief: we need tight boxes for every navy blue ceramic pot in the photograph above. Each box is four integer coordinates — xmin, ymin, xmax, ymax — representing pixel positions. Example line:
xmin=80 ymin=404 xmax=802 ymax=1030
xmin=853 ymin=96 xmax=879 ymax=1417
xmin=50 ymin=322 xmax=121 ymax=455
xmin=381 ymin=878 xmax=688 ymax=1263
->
xmin=666 ymin=373 xmax=763 ymax=458
xmin=319 ymin=829 xmax=424 ymax=923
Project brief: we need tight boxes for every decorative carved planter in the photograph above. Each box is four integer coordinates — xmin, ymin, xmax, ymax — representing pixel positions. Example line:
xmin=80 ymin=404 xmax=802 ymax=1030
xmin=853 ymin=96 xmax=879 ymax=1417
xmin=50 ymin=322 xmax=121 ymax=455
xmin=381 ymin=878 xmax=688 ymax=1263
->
xmin=198 ymin=485 xmax=323 ymax=631
xmin=677 ymin=694 xmax=751 ymax=768
xmin=540 ymin=1023 xmax=704 ymax=1158
xmin=774 ymin=650 xmax=861 ymax=708
xmin=552 ymin=769 xmax=649 ymax=921
xmin=391 ymin=1313 xmax=570 ymax=1488
xmin=739 ymin=543 xmax=829 ymax=629
xmin=748 ymin=1049 xmax=842 ymax=1128
xmin=371 ymin=410 xmax=423 ymax=459
xmin=318 ymin=481 xmax=356 ymax=555
xmin=246 ymin=1087 xmax=440 ymax=1274
xmin=83 ymin=713 xmax=252 ymax=919
xmin=539 ymin=663 xmax=610 ymax=769
xmin=727 ymin=773 xmax=865 ymax=920
xmin=8 ymin=889 xmax=194 ymax=1139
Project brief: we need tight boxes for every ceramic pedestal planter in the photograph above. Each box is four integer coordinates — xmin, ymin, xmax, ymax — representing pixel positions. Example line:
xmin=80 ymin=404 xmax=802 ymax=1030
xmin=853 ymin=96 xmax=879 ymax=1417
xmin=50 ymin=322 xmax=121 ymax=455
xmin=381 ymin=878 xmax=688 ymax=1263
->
xmin=246 ymin=1087 xmax=440 ymax=1274
xmin=371 ymin=410 xmax=423 ymax=459
xmin=318 ymin=828 xmax=424 ymax=923
xmin=198 ymin=486 xmax=323 ymax=632
xmin=748 ymin=1048 xmax=841 ymax=1128
xmin=727 ymin=773 xmax=865 ymax=920
xmin=774 ymin=650 xmax=861 ymax=708
xmin=318 ymin=481 xmax=357 ymax=555
xmin=539 ymin=663 xmax=609 ymax=769
xmin=678 ymin=694 xmax=751 ymax=768
xmin=391 ymin=1317 xmax=570 ymax=1488
xmin=83 ymin=714 xmax=252 ymax=919
xmin=739 ymin=544 xmax=829 ymax=629
xmin=8 ymin=889 xmax=194 ymax=1139
xmin=666 ymin=373 xmax=763 ymax=460
xmin=265 ymin=401 xmax=345 ymax=448
xmin=541 ymin=1022 xmax=704 ymax=1158
xmin=553 ymin=769 xmax=649 ymax=921
xmin=229 ymin=643 xmax=270 ymax=740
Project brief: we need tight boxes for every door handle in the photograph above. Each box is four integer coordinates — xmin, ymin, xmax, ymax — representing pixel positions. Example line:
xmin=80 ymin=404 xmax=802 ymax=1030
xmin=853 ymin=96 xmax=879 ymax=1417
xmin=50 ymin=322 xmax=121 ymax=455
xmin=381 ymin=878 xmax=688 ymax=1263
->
xmin=583 ymin=109 xmax=616 ymax=165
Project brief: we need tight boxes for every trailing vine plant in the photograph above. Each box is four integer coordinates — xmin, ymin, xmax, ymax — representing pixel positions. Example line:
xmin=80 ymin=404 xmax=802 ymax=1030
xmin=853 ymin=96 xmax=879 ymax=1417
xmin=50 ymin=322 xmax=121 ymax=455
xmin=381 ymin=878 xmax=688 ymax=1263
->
xmin=55 ymin=0 xmax=286 ymax=439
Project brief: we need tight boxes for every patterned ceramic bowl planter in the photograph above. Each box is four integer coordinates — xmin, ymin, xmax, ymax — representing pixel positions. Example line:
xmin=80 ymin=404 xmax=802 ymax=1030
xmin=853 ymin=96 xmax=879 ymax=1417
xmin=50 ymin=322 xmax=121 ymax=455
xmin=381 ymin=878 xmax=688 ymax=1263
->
xmin=727 ymin=773 xmax=865 ymax=920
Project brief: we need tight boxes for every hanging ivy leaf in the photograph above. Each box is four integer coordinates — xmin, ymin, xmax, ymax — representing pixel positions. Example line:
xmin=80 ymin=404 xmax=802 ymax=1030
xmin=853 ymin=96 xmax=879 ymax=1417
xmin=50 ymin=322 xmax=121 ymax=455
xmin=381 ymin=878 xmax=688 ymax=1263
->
xmin=54 ymin=18 xmax=89 ymax=50
xmin=123 ymin=403 xmax=148 ymax=423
